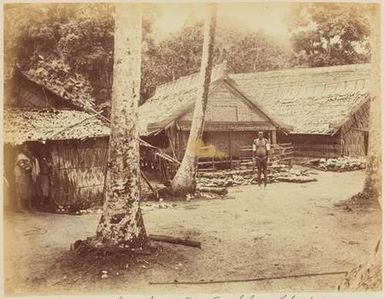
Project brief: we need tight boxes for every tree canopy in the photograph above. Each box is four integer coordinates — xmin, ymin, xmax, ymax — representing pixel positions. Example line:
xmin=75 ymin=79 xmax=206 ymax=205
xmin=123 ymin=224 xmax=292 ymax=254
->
xmin=4 ymin=3 xmax=372 ymax=109
xmin=287 ymin=3 xmax=372 ymax=67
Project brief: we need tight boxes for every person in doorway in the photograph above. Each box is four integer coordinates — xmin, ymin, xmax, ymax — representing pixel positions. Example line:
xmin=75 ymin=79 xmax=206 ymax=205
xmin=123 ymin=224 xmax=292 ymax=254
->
xmin=36 ymin=151 xmax=52 ymax=207
xmin=252 ymin=131 xmax=271 ymax=187
xmin=13 ymin=145 xmax=36 ymax=210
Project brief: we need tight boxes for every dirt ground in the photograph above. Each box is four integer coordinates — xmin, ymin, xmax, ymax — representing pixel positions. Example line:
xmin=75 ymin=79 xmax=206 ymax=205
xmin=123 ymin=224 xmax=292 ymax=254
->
xmin=4 ymin=168 xmax=382 ymax=296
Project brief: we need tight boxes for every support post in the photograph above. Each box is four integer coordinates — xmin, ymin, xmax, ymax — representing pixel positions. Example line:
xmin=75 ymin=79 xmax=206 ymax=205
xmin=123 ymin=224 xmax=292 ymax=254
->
xmin=272 ymin=130 xmax=277 ymax=144
xmin=228 ymin=131 xmax=232 ymax=168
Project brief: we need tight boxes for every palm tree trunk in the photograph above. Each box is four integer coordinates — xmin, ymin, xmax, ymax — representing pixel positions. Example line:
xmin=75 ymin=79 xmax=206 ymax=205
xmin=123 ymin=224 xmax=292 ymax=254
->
xmin=95 ymin=3 xmax=146 ymax=247
xmin=170 ymin=4 xmax=217 ymax=196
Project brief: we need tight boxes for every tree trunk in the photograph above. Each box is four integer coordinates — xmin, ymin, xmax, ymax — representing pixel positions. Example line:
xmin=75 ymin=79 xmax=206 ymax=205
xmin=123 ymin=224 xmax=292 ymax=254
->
xmin=170 ymin=4 xmax=217 ymax=196
xmin=95 ymin=3 xmax=146 ymax=247
xmin=362 ymin=4 xmax=382 ymax=207
xmin=339 ymin=6 xmax=381 ymax=291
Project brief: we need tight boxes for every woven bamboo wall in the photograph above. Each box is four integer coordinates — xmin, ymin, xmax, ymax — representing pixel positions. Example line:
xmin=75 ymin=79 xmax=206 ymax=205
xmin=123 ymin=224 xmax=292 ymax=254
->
xmin=48 ymin=138 xmax=108 ymax=208
xmin=278 ymin=132 xmax=341 ymax=158
xmin=340 ymin=101 xmax=370 ymax=157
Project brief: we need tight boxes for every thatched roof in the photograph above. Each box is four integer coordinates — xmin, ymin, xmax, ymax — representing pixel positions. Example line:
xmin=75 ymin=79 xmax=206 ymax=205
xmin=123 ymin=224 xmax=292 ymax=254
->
xmin=139 ymin=63 xmax=371 ymax=135
xmin=17 ymin=64 xmax=96 ymax=112
xmin=230 ymin=63 xmax=371 ymax=134
xmin=4 ymin=108 xmax=110 ymax=145
xmin=138 ymin=64 xmax=227 ymax=135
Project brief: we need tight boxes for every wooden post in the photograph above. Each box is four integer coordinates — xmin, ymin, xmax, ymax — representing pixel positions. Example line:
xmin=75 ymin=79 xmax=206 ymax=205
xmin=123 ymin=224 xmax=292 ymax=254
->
xmin=271 ymin=130 xmax=277 ymax=144
xmin=175 ymin=129 xmax=180 ymax=161
xmin=228 ymin=131 xmax=232 ymax=168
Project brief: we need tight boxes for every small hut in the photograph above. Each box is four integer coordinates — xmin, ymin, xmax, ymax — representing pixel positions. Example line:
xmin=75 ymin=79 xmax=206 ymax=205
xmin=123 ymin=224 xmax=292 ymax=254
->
xmin=4 ymin=67 xmax=110 ymax=209
xmin=4 ymin=108 xmax=110 ymax=208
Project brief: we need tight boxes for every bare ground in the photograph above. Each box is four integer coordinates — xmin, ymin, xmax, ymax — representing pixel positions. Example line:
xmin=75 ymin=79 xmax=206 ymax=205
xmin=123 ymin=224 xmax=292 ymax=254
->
xmin=4 ymin=169 xmax=381 ymax=296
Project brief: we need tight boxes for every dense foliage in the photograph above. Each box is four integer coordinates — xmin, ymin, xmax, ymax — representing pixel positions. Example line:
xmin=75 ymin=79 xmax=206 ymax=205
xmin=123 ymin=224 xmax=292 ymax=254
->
xmin=4 ymin=3 xmax=372 ymax=108
xmin=287 ymin=3 xmax=372 ymax=67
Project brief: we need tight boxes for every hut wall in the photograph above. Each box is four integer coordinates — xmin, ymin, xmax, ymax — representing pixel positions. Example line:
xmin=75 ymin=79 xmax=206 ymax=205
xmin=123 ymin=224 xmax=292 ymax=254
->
xmin=173 ymin=82 xmax=276 ymax=161
xmin=340 ymin=101 xmax=369 ymax=157
xmin=180 ymin=81 xmax=270 ymax=123
xmin=48 ymin=138 xmax=108 ymax=208
xmin=277 ymin=101 xmax=370 ymax=158
xmin=278 ymin=132 xmax=341 ymax=158
xmin=176 ymin=130 xmax=262 ymax=160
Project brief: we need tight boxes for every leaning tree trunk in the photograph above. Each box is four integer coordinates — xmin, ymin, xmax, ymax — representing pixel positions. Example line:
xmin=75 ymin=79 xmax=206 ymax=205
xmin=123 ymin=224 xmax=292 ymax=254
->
xmin=170 ymin=4 xmax=217 ymax=196
xmin=95 ymin=3 xmax=146 ymax=247
xmin=338 ymin=6 xmax=381 ymax=291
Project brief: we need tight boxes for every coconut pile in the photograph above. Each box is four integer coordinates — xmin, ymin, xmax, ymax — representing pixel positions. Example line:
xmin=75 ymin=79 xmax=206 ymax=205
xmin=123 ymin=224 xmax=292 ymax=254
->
xmin=24 ymin=57 xmax=95 ymax=110
xmin=303 ymin=157 xmax=366 ymax=172
xmin=197 ymin=163 xmax=317 ymax=188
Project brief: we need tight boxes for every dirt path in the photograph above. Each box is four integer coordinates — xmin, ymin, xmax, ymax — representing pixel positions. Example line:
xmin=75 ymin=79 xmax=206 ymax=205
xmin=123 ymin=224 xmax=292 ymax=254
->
xmin=4 ymin=169 xmax=381 ymax=296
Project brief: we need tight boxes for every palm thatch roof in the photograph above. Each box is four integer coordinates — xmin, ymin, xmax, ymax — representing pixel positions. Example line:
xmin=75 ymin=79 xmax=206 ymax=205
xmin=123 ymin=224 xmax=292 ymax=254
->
xmin=4 ymin=108 xmax=110 ymax=145
xmin=15 ymin=64 xmax=96 ymax=112
xmin=139 ymin=63 xmax=371 ymax=136
xmin=230 ymin=63 xmax=371 ymax=134
xmin=138 ymin=64 xmax=227 ymax=135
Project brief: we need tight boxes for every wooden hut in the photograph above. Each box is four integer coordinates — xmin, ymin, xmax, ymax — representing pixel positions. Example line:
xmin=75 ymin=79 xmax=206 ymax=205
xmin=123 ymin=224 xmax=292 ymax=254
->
xmin=138 ymin=63 xmax=291 ymax=166
xmin=230 ymin=63 xmax=372 ymax=158
xmin=4 ymin=67 xmax=110 ymax=209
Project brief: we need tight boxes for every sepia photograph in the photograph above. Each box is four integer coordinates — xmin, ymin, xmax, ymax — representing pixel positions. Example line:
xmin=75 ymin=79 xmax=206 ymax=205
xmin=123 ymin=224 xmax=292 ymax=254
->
xmin=1 ymin=1 xmax=383 ymax=297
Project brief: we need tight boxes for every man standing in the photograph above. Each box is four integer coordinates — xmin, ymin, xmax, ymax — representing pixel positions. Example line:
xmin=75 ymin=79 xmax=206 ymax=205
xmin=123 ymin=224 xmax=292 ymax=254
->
xmin=253 ymin=131 xmax=271 ymax=187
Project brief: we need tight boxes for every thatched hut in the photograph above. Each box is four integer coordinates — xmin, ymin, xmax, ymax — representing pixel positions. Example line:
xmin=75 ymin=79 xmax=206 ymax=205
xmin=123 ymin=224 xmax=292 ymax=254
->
xmin=138 ymin=63 xmax=291 ymax=166
xmin=231 ymin=63 xmax=371 ymax=157
xmin=4 ymin=108 xmax=110 ymax=209
xmin=139 ymin=63 xmax=371 ymax=160
xmin=4 ymin=67 xmax=110 ymax=209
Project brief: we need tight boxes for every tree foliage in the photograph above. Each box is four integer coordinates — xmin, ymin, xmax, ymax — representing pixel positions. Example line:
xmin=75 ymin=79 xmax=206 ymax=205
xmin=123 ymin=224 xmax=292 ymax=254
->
xmin=5 ymin=3 xmax=373 ymax=107
xmin=287 ymin=3 xmax=371 ymax=67
xmin=4 ymin=3 xmax=114 ymax=106
xmin=5 ymin=3 xmax=291 ymax=106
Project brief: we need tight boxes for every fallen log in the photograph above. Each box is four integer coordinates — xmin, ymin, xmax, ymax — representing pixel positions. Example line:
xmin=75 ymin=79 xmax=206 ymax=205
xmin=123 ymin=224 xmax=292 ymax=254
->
xmin=276 ymin=176 xmax=317 ymax=183
xmin=149 ymin=234 xmax=201 ymax=249
xmin=196 ymin=186 xmax=227 ymax=195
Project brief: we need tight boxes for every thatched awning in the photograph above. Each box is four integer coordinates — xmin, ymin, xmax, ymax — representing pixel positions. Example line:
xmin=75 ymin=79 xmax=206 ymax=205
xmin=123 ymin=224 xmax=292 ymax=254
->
xmin=4 ymin=108 xmax=110 ymax=145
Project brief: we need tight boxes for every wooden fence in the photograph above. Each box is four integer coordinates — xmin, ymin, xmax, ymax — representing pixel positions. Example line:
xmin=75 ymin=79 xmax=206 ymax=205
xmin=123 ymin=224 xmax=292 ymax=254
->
xmin=238 ymin=143 xmax=294 ymax=167
xmin=141 ymin=142 xmax=294 ymax=179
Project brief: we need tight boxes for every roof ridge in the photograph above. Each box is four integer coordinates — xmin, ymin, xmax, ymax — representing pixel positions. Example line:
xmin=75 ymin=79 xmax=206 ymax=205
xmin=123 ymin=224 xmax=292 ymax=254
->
xmin=230 ymin=63 xmax=371 ymax=78
xmin=152 ymin=62 xmax=228 ymax=98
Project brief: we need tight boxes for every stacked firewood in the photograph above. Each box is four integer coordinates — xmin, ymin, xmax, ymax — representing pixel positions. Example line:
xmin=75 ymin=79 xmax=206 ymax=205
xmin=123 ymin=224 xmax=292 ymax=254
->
xmin=196 ymin=163 xmax=317 ymax=188
xmin=303 ymin=157 xmax=366 ymax=172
